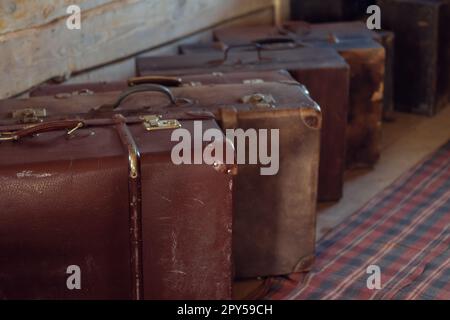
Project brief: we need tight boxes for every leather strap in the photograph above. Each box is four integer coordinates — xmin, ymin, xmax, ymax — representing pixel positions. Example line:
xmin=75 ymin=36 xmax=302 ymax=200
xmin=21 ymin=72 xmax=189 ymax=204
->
xmin=0 ymin=111 xmax=216 ymax=133
xmin=0 ymin=120 xmax=84 ymax=141
xmin=113 ymin=114 xmax=144 ymax=300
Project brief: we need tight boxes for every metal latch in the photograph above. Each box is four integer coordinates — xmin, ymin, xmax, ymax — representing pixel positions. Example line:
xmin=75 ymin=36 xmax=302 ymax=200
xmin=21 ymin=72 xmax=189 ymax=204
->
xmin=11 ymin=108 xmax=47 ymax=124
xmin=140 ymin=115 xmax=181 ymax=131
xmin=243 ymin=79 xmax=265 ymax=84
xmin=241 ymin=93 xmax=276 ymax=108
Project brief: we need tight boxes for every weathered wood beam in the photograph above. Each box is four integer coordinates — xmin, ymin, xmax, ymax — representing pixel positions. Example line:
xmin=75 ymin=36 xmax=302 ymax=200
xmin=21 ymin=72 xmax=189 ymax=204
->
xmin=0 ymin=0 xmax=273 ymax=98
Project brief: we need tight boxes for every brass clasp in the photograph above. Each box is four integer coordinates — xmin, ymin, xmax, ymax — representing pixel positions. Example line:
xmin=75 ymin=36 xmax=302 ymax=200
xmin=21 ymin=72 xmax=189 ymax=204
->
xmin=11 ymin=108 xmax=47 ymax=124
xmin=140 ymin=115 xmax=181 ymax=131
xmin=241 ymin=93 xmax=276 ymax=108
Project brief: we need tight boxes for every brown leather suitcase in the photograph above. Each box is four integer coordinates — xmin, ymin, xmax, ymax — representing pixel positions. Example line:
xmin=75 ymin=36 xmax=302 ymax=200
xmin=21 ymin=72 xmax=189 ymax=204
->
xmin=213 ymin=24 xmax=385 ymax=168
xmin=30 ymin=81 xmax=127 ymax=97
xmin=1 ymin=82 xmax=322 ymax=280
xmin=0 ymin=87 xmax=236 ymax=300
xmin=291 ymin=0 xmax=375 ymax=22
xmin=30 ymin=71 xmax=299 ymax=97
xmin=283 ymin=21 xmax=395 ymax=119
xmin=179 ymin=42 xmax=225 ymax=55
xmin=378 ymin=0 xmax=449 ymax=116
xmin=181 ymin=22 xmax=394 ymax=120
xmin=179 ymin=42 xmax=226 ymax=55
xmin=137 ymin=48 xmax=349 ymax=202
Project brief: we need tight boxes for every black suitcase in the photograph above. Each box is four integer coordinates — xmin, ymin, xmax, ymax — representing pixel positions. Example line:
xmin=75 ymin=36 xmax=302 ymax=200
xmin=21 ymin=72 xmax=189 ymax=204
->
xmin=378 ymin=0 xmax=449 ymax=116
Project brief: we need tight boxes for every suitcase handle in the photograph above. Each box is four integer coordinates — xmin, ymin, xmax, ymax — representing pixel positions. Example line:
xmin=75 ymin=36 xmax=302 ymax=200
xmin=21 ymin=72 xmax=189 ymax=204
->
xmin=210 ymin=42 xmax=281 ymax=64
xmin=95 ymin=84 xmax=192 ymax=112
xmin=213 ymin=37 xmax=309 ymax=65
xmin=127 ymin=76 xmax=183 ymax=87
xmin=0 ymin=120 xmax=84 ymax=141
xmin=220 ymin=43 xmax=264 ymax=63
xmin=252 ymin=37 xmax=296 ymax=46
xmin=254 ymin=35 xmax=312 ymax=48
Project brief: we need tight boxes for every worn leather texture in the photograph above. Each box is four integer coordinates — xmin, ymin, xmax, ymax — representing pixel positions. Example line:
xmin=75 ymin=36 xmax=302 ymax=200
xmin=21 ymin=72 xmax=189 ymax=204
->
xmin=0 ymin=104 xmax=233 ymax=299
xmin=213 ymin=23 xmax=385 ymax=168
xmin=136 ymin=47 xmax=349 ymax=202
xmin=30 ymin=71 xmax=298 ymax=97
xmin=283 ymin=21 xmax=395 ymax=117
xmin=0 ymin=82 xmax=321 ymax=279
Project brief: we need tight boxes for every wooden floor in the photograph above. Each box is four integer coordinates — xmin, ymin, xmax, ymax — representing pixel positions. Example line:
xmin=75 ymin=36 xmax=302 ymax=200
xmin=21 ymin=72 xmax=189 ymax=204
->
xmin=234 ymin=105 xmax=450 ymax=299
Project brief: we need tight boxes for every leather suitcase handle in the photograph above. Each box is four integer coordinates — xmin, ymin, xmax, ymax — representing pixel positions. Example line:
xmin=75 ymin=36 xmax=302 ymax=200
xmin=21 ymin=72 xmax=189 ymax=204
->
xmin=209 ymin=43 xmax=264 ymax=65
xmin=211 ymin=37 xmax=310 ymax=65
xmin=252 ymin=37 xmax=296 ymax=46
xmin=0 ymin=119 xmax=84 ymax=141
xmin=255 ymin=35 xmax=312 ymax=48
xmin=225 ymin=43 xmax=263 ymax=61
xmin=127 ymin=76 xmax=183 ymax=87
xmin=95 ymin=84 xmax=192 ymax=112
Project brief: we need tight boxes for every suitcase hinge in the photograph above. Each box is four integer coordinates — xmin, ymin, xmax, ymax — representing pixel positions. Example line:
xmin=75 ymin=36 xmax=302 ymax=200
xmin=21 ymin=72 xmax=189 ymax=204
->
xmin=140 ymin=115 xmax=181 ymax=131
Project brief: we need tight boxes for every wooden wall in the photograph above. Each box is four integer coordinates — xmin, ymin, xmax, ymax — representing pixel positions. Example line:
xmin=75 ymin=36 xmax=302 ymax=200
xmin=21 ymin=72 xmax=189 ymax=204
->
xmin=0 ymin=0 xmax=289 ymax=99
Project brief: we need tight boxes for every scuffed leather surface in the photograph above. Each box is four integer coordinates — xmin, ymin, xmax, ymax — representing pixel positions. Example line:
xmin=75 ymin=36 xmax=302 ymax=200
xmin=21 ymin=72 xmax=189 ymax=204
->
xmin=0 ymin=82 xmax=319 ymax=280
xmin=0 ymin=118 xmax=233 ymax=299
xmin=214 ymin=24 xmax=385 ymax=168
xmin=136 ymin=49 xmax=349 ymax=201
xmin=0 ymin=127 xmax=131 ymax=299
xmin=229 ymin=110 xmax=320 ymax=278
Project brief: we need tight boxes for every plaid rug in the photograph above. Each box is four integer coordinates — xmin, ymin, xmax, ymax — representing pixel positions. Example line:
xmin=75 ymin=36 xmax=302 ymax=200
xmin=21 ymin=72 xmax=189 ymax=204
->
xmin=265 ymin=141 xmax=450 ymax=300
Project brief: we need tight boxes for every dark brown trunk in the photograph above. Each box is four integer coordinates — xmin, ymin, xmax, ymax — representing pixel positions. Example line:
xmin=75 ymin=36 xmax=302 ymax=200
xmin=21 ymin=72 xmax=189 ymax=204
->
xmin=378 ymin=0 xmax=449 ymax=116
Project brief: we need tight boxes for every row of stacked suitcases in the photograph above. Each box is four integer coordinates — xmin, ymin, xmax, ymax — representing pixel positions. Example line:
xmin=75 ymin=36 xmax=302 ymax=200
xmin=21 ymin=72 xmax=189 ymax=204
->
xmin=0 ymin=0 xmax=449 ymax=299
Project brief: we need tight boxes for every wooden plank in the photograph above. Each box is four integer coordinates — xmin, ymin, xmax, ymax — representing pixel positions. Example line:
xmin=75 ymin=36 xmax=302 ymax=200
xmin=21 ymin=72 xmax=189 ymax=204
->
xmin=139 ymin=6 xmax=275 ymax=58
xmin=65 ymin=58 xmax=136 ymax=84
xmin=0 ymin=0 xmax=273 ymax=98
xmin=0 ymin=0 xmax=114 ymax=35
xmin=67 ymin=7 xmax=273 ymax=84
